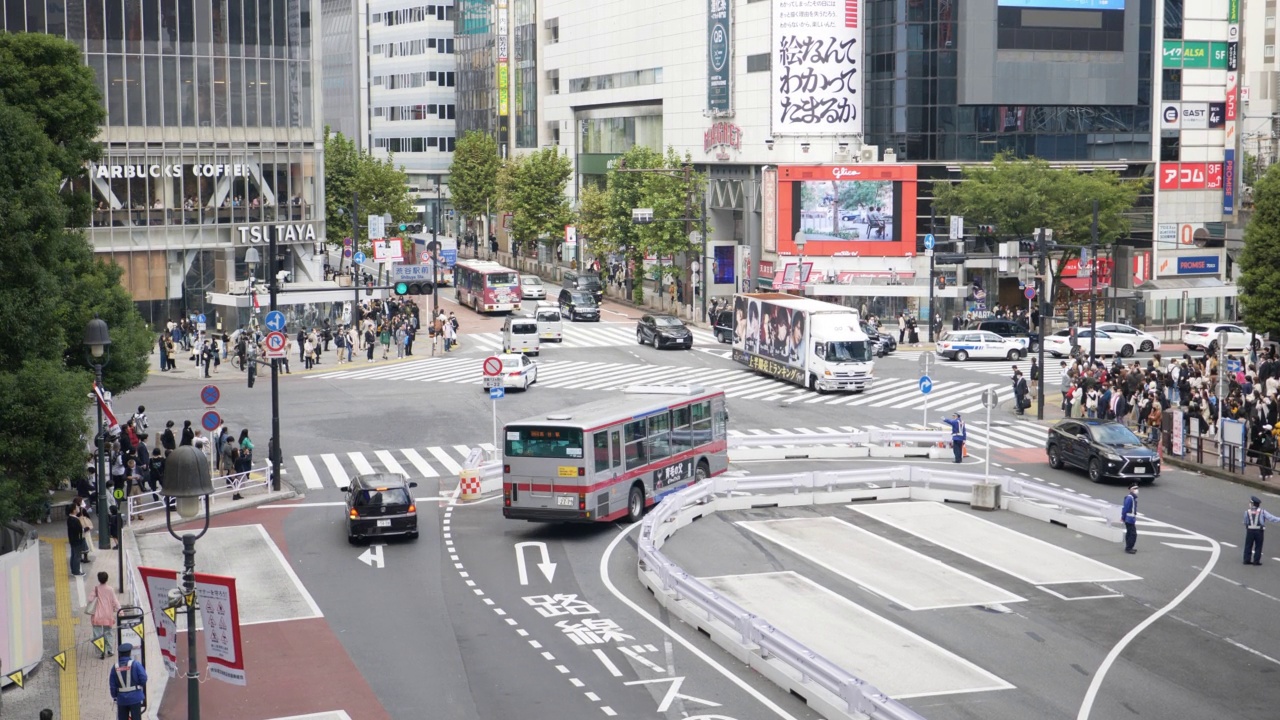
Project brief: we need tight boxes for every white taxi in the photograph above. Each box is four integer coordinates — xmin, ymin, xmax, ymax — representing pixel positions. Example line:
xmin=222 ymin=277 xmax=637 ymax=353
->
xmin=1181 ymin=323 xmax=1257 ymax=352
xmin=936 ymin=331 xmax=1027 ymax=361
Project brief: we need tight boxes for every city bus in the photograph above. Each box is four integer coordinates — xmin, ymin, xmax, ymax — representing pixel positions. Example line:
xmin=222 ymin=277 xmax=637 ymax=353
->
xmin=453 ymin=259 xmax=522 ymax=313
xmin=502 ymin=385 xmax=729 ymax=523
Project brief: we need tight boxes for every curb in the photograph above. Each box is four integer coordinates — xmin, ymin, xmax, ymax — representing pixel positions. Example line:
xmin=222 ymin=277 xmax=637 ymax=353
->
xmin=1160 ymin=455 xmax=1276 ymax=493
xmin=128 ymin=488 xmax=298 ymax=535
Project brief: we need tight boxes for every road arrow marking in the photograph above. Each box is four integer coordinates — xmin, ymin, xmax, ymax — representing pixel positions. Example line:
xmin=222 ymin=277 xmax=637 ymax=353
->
xmin=515 ymin=541 xmax=557 ymax=585
xmin=358 ymin=544 xmax=385 ymax=569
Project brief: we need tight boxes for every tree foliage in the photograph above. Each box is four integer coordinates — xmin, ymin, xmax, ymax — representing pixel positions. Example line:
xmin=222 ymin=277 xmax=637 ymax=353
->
xmin=1239 ymin=163 xmax=1280 ymax=336
xmin=932 ymin=152 xmax=1145 ymax=275
xmin=0 ymin=33 xmax=150 ymax=525
xmin=497 ymin=147 xmax=574 ymax=250
xmin=323 ymin=128 xmax=416 ymax=252
xmin=449 ymin=130 xmax=501 ymax=234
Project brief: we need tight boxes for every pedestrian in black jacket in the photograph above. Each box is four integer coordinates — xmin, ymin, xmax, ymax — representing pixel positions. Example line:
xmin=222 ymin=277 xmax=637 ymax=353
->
xmin=179 ymin=420 xmax=194 ymax=446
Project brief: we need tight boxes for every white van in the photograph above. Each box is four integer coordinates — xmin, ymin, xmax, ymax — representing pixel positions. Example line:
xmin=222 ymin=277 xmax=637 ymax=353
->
xmin=534 ymin=303 xmax=563 ymax=342
xmin=502 ymin=315 xmax=541 ymax=355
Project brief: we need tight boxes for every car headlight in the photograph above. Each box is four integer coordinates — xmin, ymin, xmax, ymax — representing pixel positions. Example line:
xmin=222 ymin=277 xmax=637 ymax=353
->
xmin=1101 ymin=449 xmax=1122 ymax=461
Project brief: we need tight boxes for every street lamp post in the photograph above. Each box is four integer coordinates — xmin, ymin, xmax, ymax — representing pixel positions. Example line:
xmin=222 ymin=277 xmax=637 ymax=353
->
xmin=83 ymin=317 xmax=112 ymax=551
xmin=1088 ymin=199 xmax=1099 ymax=362
xmin=161 ymin=446 xmax=214 ymax=720
xmin=794 ymin=232 xmax=808 ymax=295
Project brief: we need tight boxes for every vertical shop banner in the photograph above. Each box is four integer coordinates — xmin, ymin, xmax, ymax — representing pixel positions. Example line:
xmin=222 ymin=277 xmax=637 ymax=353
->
xmin=497 ymin=0 xmax=509 ymax=117
xmin=138 ymin=568 xmax=246 ymax=686
xmin=1227 ymin=41 xmax=1238 ymax=71
xmin=1223 ymin=148 xmax=1236 ymax=215
xmin=761 ymin=166 xmax=778 ymax=253
xmin=772 ymin=0 xmax=863 ymax=135
xmin=1225 ymin=72 xmax=1238 ymax=121
xmin=1229 ymin=0 xmax=1239 ymax=24
xmin=708 ymin=0 xmax=731 ymax=112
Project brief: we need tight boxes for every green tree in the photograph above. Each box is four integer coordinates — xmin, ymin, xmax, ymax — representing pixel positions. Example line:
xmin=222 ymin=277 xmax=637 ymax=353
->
xmin=575 ymin=183 xmax=613 ymax=266
xmin=449 ymin=130 xmax=501 ymax=238
xmin=1240 ymin=163 xmax=1280 ymax=336
xmin=932 ymin=152 xmax=1144 ymax=278
xmin=497 ymin=147 xmax=574 ymax=252
xmin=637 ymin=148 xmax=706 ymax=300
xmin=0 ymin=33 xmax=149 ymax=525
xmin=323 ymin=129 xmax=416 ymax=253
xmin=605 ymin=146 xmax=665 ymax=303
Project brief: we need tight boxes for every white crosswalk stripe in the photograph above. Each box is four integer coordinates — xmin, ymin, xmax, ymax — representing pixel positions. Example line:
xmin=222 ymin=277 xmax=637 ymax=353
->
xmin=288 ymin=421 xmax=1052 ymax=489
xmin=309 ymin=357 xmax=1015 ymax=411
xmin=457 ymin=321 xmax=720 ymax=353
xmin=889 ymin=351 xmax=1070 ymax=386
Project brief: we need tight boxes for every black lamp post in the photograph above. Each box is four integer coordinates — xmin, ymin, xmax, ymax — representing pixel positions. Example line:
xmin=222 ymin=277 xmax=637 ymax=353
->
xmin=83 ymin=317 xmax=112 ymax=551
xmin=161 ymin=446 xmax=214 ymax=720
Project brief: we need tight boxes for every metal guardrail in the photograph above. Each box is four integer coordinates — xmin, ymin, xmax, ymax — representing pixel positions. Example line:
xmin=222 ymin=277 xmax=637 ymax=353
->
xmin=125 ymin=465 xmax=270 ymax=524
xmin=637 ymin=465 xmax=1121 ymax=720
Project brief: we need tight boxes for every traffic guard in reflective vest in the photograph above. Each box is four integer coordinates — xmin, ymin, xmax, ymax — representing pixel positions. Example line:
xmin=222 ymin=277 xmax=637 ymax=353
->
xmin=109 ymin=642 xmax=148 ymax=720
xmin=942 ymin=412 xmax=966 ymax=463
xmin=1244 ymin=496 xmax=1280 ymax=565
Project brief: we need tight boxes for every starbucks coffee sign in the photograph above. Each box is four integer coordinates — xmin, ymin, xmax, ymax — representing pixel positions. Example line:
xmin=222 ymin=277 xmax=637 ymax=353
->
xmin=90 ymin=163 xmax=252 ymax=179
xmin=237 ymin=223 xmax=318 ymax=245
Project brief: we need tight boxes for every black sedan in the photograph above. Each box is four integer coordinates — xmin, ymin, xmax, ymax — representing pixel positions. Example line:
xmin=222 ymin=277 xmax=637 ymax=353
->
xmin=339 ymin=473 xmax=420 ymax=543
xmin=1045 ymin=418 xmax=1160 ymax=484
xmin=637 ymin=314 xmax=693 ymax=349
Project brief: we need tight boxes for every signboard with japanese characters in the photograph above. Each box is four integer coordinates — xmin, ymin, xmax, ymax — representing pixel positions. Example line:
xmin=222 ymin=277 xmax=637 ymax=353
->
xmin=1158 ymin=162 xmax=1224 ymax=191
xmin=707 ymin=0 xmax=732 ymax=112
xmin=772 ymin=0 xmax=863 ymax=136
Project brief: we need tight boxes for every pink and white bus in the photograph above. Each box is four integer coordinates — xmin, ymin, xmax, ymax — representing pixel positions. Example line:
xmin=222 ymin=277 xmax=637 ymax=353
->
xmin=502 ymin=385 xmax=730 ymax=523
xmin=454 ymin=259 xmax=521 ymax=313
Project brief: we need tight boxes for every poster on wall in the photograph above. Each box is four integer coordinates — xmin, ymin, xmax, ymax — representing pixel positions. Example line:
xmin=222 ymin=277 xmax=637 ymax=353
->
xmin=708 ymin=0 xmax=731 ymax=112
xmin=771 ymin=0 xmax=862 ymax=135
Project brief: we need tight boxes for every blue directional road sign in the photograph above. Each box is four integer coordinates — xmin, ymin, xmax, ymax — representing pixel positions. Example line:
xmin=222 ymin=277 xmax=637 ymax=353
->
xmin=924 ymin=234 xmax=936 ymax=250
xmin=489 ymin=387 xmax=506 ymax=400
xmin=196 ymin=313 xmax=207 ymax=324
xmin=353 ymin=251 xmax=366 ymax=265
xmin=264 ymin=310 xmax=287 ymax=333
xmin=919 ymin=375 xmax=933 ymax=394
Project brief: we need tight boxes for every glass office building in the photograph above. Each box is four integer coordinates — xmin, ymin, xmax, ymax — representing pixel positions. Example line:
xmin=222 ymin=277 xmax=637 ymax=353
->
xmin=2 ymin=0 xmax=326 ymax=326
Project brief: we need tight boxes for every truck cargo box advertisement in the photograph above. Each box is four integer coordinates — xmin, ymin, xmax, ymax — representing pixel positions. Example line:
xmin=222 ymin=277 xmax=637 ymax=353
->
xmin=730 ymin=293 xmax=875 ymax=392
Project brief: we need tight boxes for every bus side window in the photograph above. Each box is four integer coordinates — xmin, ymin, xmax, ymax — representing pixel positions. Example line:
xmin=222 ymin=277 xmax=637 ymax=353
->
xmin=713 ymin=400 xmax=727 ymax=440
xmin=691 ymin=400 xmax=712 ymax=443
xmin=625 ymin=419 xmax=648 ymax=469
xmin=647 ymin=412 xmax=671 ymax=462
xmin=610 ymin=430 xmax=622 ymax=469
xmin=593 ymin=432 xmax=610 ymax=473
xmin=672 ymin=406 xmax=692 ymax=451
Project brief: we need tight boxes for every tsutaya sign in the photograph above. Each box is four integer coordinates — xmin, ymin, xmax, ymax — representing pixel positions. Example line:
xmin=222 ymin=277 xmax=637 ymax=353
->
xmin=237 ymin=223 xmax=318 ymax=244
xmin=90 ymin=163 xmax=252 ymax=179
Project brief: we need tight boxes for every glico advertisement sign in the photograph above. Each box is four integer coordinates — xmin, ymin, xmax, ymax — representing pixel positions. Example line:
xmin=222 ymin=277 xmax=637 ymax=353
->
xmin=775 ymin=165 xmax=918 ymax=257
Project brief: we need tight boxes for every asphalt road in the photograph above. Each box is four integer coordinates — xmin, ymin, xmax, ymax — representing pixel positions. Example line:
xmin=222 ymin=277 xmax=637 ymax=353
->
xmin=115 ymin=298 xmax=1275 ymax=720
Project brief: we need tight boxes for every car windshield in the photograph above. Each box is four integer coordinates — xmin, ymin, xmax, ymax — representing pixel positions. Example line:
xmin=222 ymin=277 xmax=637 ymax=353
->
xmin=537 ymin=310 xmax=559 ymax=321
xmin=825 ymin=341 xmax=873 ymax=362
xmin=576 ymin=276 xmax=602 ymax=290
xmin=570 ymin=293 xmax=597 ymax=306
xmin=355 ymin=487 xmax=411 ymax=507
xmin=502 ymin=358 xmax=525 ymax=370
xmin=511 ymin=322 xmax=537 ymax=334
xmin=1091 ymin=424 xmax=1143 ymax=446
xmin=654 ymin=316 xmax=683 ymax=327
xmin=521 ymin=277 xmax=541 ymax=286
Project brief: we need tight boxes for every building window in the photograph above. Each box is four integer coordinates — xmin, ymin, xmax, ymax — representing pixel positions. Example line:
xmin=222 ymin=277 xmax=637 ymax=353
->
xmin=1269 ymin=16 xmax=1277 ymax=29
xmin=568 ymin=67 xmax=663 ymax=93
xmin=747 ymin=53 xmax=770 ymax=72
xmin=1163 ymin=0 xmax=1183 ymax=39
xmin=1160 ymin=134 xmax=1180 ymax=162
xmin=1162 ymin=69 xmax=1181 ymax=101
xmin=1268 ymin=45 xmax=1277 ymax=58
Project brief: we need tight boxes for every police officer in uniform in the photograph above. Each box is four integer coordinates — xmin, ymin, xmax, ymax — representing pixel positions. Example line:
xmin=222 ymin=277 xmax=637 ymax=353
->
xmin=109 ymin=642 xmax=148 ymax=720
xmin=1122 ymin=484 xmax=1139 ymax=554
xmin=1244 ymin=496 xmax=1280 ymax=565
xmin=942 ymin=412 xmax=966 ymax=463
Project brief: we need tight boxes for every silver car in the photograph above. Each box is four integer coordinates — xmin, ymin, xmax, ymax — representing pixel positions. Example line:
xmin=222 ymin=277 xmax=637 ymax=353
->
xmin=520 ymin=275 xmax=546 ymax=300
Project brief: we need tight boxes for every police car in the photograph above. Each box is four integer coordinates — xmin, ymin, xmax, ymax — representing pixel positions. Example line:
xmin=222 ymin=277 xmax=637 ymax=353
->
xmin=936 ymin=331 xmax=1028 ymax=361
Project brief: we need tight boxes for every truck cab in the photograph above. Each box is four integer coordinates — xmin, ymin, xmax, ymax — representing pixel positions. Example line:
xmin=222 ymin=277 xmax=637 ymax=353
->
xmin=807 ymin=315 xmax=875 ymax=393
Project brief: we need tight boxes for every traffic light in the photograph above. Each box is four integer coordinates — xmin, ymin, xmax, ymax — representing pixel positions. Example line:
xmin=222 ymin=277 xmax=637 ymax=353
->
xmin=394 ymin=281 xmax=409 ymax=295
xmin=936 ymin=275 xmax=946 ymax=290
xmin=395 ymin=282 xmax=434 ymax=296
xmin=932 ymin=252 xmax=966 ymax=265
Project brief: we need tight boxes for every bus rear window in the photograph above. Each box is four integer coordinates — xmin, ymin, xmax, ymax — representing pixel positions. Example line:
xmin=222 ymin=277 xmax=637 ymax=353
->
xmin=488 ymin=272 xmax=519 ymax=286
xmin=505 ymin=426 xmax=584 ymax=459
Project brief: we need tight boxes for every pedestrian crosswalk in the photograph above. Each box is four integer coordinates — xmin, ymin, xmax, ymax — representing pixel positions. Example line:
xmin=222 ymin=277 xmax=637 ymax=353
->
xmin=457 ymin=321 xmax=719 ymax=353
xmin=288 ymin=421 xmax=1052 ymax=490
xmin=890 ymin=351 xmax=1070 ymax=387
xmin=308 ymin=356 xmax=1020 ymax=412
xmin=287 ymin=443 xmax=498 ymax=489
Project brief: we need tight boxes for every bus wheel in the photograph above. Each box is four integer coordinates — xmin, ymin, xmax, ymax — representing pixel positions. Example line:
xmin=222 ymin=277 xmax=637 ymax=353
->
xmin=625 ymin=484 xmax=645 ymax=523
xmin=695 ymin=460 xmax=709 ymax=483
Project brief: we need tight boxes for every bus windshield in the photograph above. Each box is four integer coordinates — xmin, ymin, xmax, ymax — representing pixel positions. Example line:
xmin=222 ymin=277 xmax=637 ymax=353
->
xmin=487 ymin=272 xmax=519 ymax=286
xmin=824 ymin=341 xmax=873 ymax=363
xmin=505 ymin=426 xmax=584 ymax=459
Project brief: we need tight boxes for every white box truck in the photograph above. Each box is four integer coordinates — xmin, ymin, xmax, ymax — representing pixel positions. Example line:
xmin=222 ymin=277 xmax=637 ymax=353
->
xmin=729 ymin=293 xmax=875 ymax=393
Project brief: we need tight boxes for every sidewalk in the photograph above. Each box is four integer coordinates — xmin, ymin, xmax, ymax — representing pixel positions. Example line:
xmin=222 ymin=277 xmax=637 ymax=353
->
xmin=145 ymin=344 xmax=430 ymax=382
xmin=4 ymin=483 xmax=295 ymax=720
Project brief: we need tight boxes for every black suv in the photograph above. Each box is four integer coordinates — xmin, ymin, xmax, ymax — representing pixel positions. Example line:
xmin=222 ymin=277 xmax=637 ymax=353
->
xmin=968 ymin=319 xmax=1039 ymax=352
xmin=562 ymin=271 xmax=604 ymax=304
xmin=711 ymin=308 xmax=734 ymax=343
xmin=557 ymin=288 xmax=600 ymax=321
xmin=339 ymin=473 xmax=419 ymax=543
xmin=637 ymin=314 xmax=692 ymax=349
xmin=1045 ymin=419 xmax=1160 ymax=484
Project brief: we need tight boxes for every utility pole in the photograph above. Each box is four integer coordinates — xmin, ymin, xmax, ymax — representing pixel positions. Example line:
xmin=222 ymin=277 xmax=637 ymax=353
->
xmin=1036 ymin=227 xmax=1048 ymax=421
xmin=433 ymin=177 xmax=441 ymax=318
xmin=928 ymin=207 xmax=936 ymax=343
xmin=351 ymin=191 xmax=361 ymax=325
xmin=1088 ymin=198 xmax=1098 ymax=362
xmin=267 ymin=227 xmax=282 ymax=491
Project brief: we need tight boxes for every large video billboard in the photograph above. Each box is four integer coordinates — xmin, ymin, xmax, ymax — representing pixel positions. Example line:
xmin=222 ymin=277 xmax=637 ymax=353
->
xmin=775 ymin=165 xmax=918 ymax=257
xmin=998 ymin=0 xmax=1124 ymax=8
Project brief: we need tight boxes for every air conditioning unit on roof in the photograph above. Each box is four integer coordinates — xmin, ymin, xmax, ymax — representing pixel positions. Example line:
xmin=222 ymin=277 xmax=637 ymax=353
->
xmin=859 ymin=145 xmax=879 ymax=163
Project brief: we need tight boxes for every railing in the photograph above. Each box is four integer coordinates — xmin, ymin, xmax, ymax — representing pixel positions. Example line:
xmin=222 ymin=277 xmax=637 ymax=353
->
xmin=636 ymin=466 xmax=1121 ymax=720
xmin=125 ymin=465 xmax=270 ymax=524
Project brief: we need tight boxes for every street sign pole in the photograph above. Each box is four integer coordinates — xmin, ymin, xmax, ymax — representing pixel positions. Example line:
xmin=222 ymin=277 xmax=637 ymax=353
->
xmin=267 ymin=224 xmax=282 ymax=490
xmin=919 ymin=353 xmax=934 ymax=427
xmin=982 ymin=388 xmax=999 ymax=479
